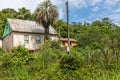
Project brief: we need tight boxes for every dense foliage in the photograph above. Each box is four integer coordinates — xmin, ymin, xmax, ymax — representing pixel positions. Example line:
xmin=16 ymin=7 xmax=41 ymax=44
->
xmin=0 ymin=40 xmax=120 ymax=79
xmin=1 ymin=7 xmax=120 ymax=79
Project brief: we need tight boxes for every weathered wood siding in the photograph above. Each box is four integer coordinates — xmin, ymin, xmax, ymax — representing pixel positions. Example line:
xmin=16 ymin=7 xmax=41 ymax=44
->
xmin=3 ymin=33 xmax=13 ymax=51
xmin=2 ymin=32 xmax=58 ymax=51
xmin=13 ymin=32 xmax=44 ymax=50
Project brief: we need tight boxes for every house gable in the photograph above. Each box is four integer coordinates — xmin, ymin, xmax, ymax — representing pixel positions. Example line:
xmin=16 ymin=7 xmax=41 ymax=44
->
xmin=2 ymin=21 xmax=12 ymax=38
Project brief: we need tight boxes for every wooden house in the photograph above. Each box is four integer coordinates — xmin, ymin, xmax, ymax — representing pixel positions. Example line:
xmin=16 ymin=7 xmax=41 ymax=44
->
xmin=2 ymin=18 xmax=58 ymax=51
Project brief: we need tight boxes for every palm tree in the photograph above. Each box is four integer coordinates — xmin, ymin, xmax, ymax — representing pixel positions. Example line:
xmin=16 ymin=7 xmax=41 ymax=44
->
xmin=35 ymin=0 xmax=59 ymax=40
xmin=17 ymin=7 xmax=31 ymax=20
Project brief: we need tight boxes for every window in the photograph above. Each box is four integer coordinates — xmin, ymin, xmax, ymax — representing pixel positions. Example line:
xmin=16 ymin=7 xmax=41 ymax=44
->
xmin=24 ymin=35 xmax=29 ymax=43
xmin=36 ymin=35 xmax=41 ymax=43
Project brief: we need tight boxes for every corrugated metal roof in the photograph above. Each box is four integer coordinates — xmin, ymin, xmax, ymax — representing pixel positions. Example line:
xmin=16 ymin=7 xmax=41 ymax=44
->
xmin=7 ymin=18 xmax=58 ymax=34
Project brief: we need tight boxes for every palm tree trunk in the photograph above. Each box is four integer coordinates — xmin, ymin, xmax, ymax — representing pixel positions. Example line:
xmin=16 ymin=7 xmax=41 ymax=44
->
xmin=44 ymin=26 xmax=49 ymax=40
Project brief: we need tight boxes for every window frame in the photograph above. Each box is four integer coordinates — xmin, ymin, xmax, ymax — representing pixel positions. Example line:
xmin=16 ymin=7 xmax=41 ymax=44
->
xmin=36 ymin=35 xmax=41 ymax=43
xmin=24 ymin=35 xmax=29 ymax=43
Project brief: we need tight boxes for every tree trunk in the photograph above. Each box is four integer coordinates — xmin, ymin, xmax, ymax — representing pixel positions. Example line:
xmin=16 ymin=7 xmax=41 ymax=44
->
xmin=44 ymin=26 xmax=49 ymax=40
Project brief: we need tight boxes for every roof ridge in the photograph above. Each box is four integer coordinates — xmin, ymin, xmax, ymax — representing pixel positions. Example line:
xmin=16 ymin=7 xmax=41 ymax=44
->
xmin=7 ymin=18 xmax=35 ymax=22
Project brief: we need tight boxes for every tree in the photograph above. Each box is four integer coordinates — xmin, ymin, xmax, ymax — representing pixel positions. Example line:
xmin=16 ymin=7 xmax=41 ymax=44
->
xmin=34 ymin=0 xmax=59 ymax=40
xmin=92 ymin=20 xmax=102 ymax=27
xmin=0 ymin=8 xmax=17 ymax=38
xmin=102 ymin=17 xmax=112 ymax=27
xmin=83 ymin=21 xmax=90 ymax=26
xmin=2 ymin=8 xmax=16 ymax=13
xmin=71 ymin=22 xmax=77 ymax=27
xmin=16 ymin=7 xmax=34 ymax=20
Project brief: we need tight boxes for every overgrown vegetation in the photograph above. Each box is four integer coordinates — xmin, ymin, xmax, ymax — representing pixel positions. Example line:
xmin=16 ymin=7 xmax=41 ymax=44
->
xmin=0 ymin=39 xmax=120 ymax=79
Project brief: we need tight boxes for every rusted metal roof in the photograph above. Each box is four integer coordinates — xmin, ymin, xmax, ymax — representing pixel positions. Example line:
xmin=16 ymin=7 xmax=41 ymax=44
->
xmin=7 ymin=18 xmax=58 ymax=34
xmin=60 ymin=38 xmax=77 ymax=42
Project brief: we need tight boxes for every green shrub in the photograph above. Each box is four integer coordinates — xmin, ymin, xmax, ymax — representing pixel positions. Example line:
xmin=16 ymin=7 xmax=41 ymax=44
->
xmin=0 ymin=48 xmax=6 ymax=55
xmin=60 ymin=54 xmax=80 ymax=70
xmin=1 ymin=41 xmax=120 ymax=79
xmin=12 ymin=45 xmax=29 ymax=53
xmin=51 ymin=41 xmax=61 ymax=49
xmin=1 ymin=45 xmax=32 ymax=68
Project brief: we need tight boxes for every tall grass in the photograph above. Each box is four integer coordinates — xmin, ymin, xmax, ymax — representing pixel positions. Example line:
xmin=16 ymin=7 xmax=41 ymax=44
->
xmin=0 ymin=42 xmax=120 ymax=80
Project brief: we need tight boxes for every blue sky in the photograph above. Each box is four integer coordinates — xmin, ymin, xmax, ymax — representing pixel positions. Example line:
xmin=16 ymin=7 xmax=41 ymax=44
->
xmin=0 ymin=0 xmax=120 ymax=25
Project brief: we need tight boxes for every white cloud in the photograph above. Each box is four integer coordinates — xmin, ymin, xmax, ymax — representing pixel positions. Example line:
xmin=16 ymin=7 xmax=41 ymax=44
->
xmin=91 ymin=0 xmax=102 ymax=6
xmin=113 ymin=8 xmax=120 ymax=13
xmin=0 ymin=0 xmax=27 ymax=11
xmin=108 ymin=14 xmax=120 ymax=25
xmin=92 ymin=6 xmax=99 ymax=12
xmin=105 ymin=0 xmax=119 ymax=6
xmin=104 ymin=0 xmax=119 ymax=9
xmin=58 ymin=8 xmax=64 ymax=19
xmin=51 ymin=0 xmax=63 ymax=6
xmin=69 ymin=0 xmax=87 ymax=8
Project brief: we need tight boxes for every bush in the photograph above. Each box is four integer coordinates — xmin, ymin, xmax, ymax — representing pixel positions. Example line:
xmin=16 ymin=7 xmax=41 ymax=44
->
xmin=60 ymin=54 xmax=80 ymax=70
xmin=0 ymin=48 xmax=6 ymax=55
xmin=38 ymin=41 xmax=62 ymax=68
xmin=51 ymin=41 xmax=61 ymax=49
xmin=12 ymin=45 xmax=29 ymax=54
xmin=1 ymin=45 xmax=32 ymax=68
xmin=1 ymin=41 xmax=120 ymax=79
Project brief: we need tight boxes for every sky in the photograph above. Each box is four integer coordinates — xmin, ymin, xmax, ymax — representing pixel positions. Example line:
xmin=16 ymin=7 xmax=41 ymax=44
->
xmin=0 ymin=0 xmax=120 ymax=25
